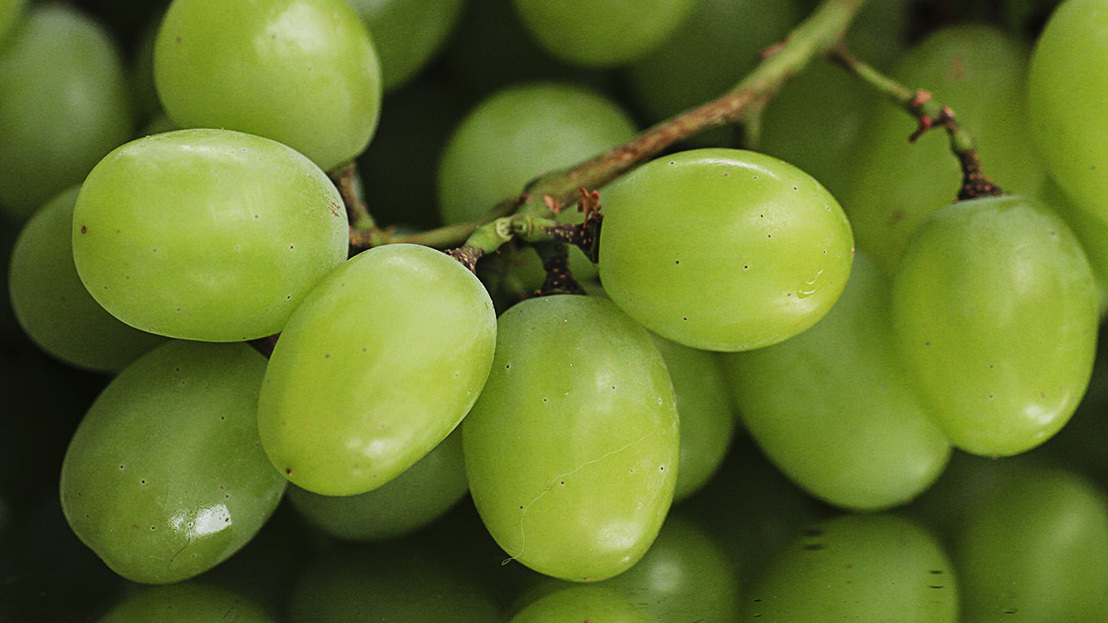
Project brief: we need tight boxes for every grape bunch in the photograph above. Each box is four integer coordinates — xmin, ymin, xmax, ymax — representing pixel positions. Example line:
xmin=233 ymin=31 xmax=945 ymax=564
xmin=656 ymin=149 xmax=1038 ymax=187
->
xmin=4 ymin=0 xmax=1108 ymax=621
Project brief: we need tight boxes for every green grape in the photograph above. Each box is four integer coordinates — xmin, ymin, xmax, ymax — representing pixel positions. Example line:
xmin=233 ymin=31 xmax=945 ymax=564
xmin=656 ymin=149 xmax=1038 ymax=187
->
xmin=9 ymin=186 xmax=165 ymax=372
xmin=346 ymin=0 xmax=464 ymax=92
xmin=59 ymin=340 xmax=287 ymax=584
xmin=597 ymin=148 xmax=854 ymax=352
xmin=287 ymin=542 xmax=503 ymax=623
xmin=509 ymin=0 xmax=696 ymax=68
xmin=1028 ymin=0 xmax=1108 ymax=222
xmin=463 ymin=295 xmax=679 ymax=582
xmin=0 ymin=0 xmax=25 ymax=46
xmin=71 ymin=128 xmax=349 ymax=343
xmin=648 ymin=334 xmax=735 ymax=503
xmin=0 ymin=3 xmax=133 ymax=221
xmin=722 ymin=251 xmax=951 ymax=512
xmin=510 ymin=585 xmax=651 ymax=623
xmin=257 ymin=243 xmax=496 ymax=497
xmin=98 ymin=581 xmax=276 ymax=623
xmin=746 ymin=513 xmax=959 ymax=621
xmin=844 ymin=24 xmax=1048 ymax=271
xmin=891 ymin=195 xmax=1098 ymax=457
xmin=154 ymin=0 xmax=381 ymax=172
xmin=438 ymin=82 xmax=637 ymax=226
xmin=519 ymin=511 xmax=741 ymax=622
xmin=286 ymin=427 xmax=468 ymax=540
xmin=955 ymin=464 xmax=1108 ymax=621
xmin=624 ymin=0 xmax=800 ymax=145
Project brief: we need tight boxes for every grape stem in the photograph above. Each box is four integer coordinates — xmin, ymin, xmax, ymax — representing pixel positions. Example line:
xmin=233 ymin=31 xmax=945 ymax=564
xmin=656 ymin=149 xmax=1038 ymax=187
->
xmin=828 ymin=45 xmax=1005 ymax=200
xmin=360 ymin=0 xmax=868 ymax=256
xmin=330 ymin=162 xmax=389 ymax=247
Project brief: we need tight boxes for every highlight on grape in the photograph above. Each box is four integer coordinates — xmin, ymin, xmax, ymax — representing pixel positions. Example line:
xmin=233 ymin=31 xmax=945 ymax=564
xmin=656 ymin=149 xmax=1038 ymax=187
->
xmin=4 ymin=0 xmax=1108 ymax=620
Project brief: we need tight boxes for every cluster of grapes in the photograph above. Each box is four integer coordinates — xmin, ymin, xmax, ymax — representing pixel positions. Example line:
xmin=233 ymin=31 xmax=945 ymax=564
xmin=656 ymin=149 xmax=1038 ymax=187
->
xmin=4 ymin=0 xmax=1108 ymax=620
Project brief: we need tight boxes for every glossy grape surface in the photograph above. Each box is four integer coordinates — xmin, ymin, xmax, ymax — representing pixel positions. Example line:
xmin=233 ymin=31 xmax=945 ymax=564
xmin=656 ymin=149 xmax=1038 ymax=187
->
xmin=0 ymin=3 xmax=133 ymax=220
xmin=1028 ymin=0 xmax=1108 ymax=221
xmin=72 ymin=128 xmax=350 ymax=342
xmin=257 ymin=244 xmax=497 ymax=496
xmin=9 ymin=186 xmax=165 ymax=372
xmin=891 ymin=195 xmax=1099 ymax=456
xmin=509 ymin=0 xmax=696 ymax=67
xmin=598 ymin=148 xmax=854 ymax=352
xmin=59 ymin=341 xmax=287 ymax=584
xmin=723 ymin=251 xmax=951 ymax=511
xmin=463 ymin=295 xmax=679 ymax=582
xmin=154 ymin=0 xmax=381 ymax=172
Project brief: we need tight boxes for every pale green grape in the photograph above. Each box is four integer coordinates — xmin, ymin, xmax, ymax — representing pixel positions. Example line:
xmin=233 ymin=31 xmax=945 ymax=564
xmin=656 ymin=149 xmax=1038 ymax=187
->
xmin=437 ymin=82 xmax=637 ymax=226
xmin=582 ymin=279 xmax=737 ymax=503
xmin=0 ymin=3 xmax=133 ymax=221
xmin=257 ymin=243 xmax=496 ymax=497
xmin=1028 ymin=0 xmax=1108 ymax=222
xmin=154 ymin=0 xmax=381 ymax=172
xmin=286 ymin=427 xmax=468 ymax=540
xmin=59 ymin=340 xmax=287 ymax=584
xmin=891 ymin=195 xmax=1098 ymax=456
xmin=510 ymin=0 xmax=696 ymax=68
xmin=9 ymin=186 xmax=165 ymax=372
xmin=598 ymin=148 xmax=854 ymax=352
xmin=463 ymin=294 xmax=679 ymax=582
xmin=955 ymin=464 xmax=1108 ymax=621
xmin=98 ymin=581 xmax=276 ymax=623
xmin=72 ymin=128 xmax=349 ymax=342
xmin=746 ymin=513 xmax=958 ymax=621
xmin=844 ymin=24 xmax=1048 ymax=271
xmin=723 ymin=251 xmax=951 ymax=511
xmin=346 ymin=0 xmax=464 ymax=92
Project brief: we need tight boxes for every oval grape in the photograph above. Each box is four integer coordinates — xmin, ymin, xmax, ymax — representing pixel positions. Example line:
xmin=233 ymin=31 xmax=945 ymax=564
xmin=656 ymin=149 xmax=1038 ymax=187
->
xmin=154 ymin=0 xmax=381 ymax=172
xmin=463 ymin=294 xmax=679 ymax=582
xmin=72 ymin=128 xmax=350 ymax=342
xmin=891 ymin=194 xmax=1099 ymax=456
xmin=59 ymin=340 xmax=287 ymax=584
xmin=257 ymin=243 xmax=497 ymax=496
xmin=598 ymin=148 xmax=854 ymax=352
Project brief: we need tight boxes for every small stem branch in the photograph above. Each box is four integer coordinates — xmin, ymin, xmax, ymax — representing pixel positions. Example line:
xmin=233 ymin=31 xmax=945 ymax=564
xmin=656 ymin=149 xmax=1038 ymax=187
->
xmin=829 ymin=45 xmax=1004 ymax=200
